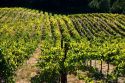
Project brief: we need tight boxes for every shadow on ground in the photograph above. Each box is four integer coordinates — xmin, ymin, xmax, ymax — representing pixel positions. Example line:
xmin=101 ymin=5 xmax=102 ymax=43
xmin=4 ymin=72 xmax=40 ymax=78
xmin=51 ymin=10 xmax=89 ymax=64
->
xmin=0 ymin=0 xmax=97 ymax=15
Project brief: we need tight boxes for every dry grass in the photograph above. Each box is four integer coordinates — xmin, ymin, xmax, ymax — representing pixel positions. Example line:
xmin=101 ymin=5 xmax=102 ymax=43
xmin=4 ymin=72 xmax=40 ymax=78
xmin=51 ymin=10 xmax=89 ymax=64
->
xmin=15 ymin=47 xmax=41 ymax=83
xmin=14 ymin=48 xmax=125 ymax=83
xmin=68 ymin=74 xmax=84 ymax=83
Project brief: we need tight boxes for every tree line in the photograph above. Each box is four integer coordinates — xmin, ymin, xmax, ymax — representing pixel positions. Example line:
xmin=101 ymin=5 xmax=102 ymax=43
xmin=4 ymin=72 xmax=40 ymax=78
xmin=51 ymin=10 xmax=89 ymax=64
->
xmin=0 ymin=0 xmax=125 ymax=14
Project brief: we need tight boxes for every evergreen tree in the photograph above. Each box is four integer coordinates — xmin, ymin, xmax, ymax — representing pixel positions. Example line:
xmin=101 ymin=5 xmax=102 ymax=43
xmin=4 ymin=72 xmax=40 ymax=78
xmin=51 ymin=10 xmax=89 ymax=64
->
xmin=99 ymin=0 xmax=111 ymax=12
xmin=111 ymin=0 xmax=125 ymax=13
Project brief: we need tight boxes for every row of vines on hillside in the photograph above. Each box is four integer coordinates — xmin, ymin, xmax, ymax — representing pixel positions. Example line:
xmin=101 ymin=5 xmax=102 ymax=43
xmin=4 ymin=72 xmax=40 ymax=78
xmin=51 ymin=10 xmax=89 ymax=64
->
xmin=37 ymin=37 xmax=125 ymax=82
xmin=1 ymin=8 xmax=125 ymax=82
xmin=0 ymin=8 xmax=43 ymax=82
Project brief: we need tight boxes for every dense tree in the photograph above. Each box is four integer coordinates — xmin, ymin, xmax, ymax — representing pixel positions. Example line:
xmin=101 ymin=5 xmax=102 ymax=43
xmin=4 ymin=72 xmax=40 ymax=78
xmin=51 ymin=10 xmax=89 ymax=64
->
xmin=0 ymin=0 xmax=124 ymax=14
xmin=111 ymin=0 xmax=125 ymax=13
xmin=99 ymin=0 xmax=111 ymax=12
xmin=89 ymin=0 xmax=125 ymax=13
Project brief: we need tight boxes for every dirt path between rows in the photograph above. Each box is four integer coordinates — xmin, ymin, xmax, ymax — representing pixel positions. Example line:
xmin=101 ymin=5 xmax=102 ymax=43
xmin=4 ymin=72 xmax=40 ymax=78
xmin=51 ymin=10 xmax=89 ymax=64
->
xmin=14 ymin=46 xmax=125 ymax=83
xmin=15 ymin=47 xmax=41 ymax=83
xmin=14 ymin=46 xmax=85 ymax=83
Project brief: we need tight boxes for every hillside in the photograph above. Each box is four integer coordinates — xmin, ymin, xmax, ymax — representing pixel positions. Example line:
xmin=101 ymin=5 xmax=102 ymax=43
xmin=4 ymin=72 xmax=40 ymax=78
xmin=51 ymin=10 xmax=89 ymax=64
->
xmin=0 ymin=8 xmax=125 ymax=82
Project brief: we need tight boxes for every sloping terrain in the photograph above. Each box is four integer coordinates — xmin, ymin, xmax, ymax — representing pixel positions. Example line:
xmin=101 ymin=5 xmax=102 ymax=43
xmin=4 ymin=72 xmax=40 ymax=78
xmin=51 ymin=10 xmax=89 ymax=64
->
xmin=0 ymin=8 xmax=125 ymax=82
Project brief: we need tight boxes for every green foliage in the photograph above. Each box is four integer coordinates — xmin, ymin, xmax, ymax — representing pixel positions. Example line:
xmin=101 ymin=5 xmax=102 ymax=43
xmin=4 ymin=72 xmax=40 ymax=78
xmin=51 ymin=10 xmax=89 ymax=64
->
xmin=89 ymin=0 xmax=125 ymax=13
xmin=38 ymin=37 xmax=125 ymax=82
xmin=89 ymin=0 xmax=100 ymax=9
xmin=0 ymin=8 xmax=42 ymax=82
xmin=1 ymin=7 xmax=125 ymax=82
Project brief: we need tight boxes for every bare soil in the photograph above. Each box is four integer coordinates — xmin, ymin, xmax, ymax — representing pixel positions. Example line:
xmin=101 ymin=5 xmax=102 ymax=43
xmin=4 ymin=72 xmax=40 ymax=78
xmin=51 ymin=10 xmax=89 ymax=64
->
xmin=15 ymin=47 xmax=41 ymax=83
